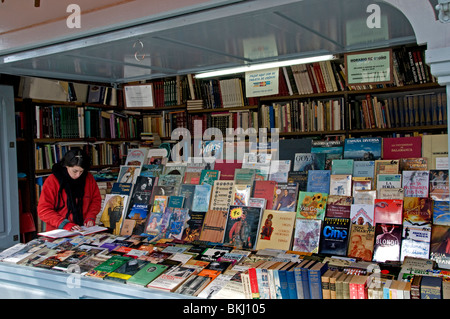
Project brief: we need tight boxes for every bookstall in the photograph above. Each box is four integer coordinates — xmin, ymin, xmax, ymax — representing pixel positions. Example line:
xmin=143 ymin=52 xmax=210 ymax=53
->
xmin=1 ymin=0 xmax=450 ymax=300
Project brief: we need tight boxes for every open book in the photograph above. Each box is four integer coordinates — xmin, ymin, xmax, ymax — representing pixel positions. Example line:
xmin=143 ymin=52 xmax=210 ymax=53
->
xmin=38 ymin=225 xmax=108 ymax=239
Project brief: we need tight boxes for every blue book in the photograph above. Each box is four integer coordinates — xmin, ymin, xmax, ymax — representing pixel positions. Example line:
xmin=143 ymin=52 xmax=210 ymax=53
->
xmin=269 ymin=105 xmax=275 ymax=129
xmin=300 ymin=260 xmax=317 ymax=299
xmin=353 ymin=160 xmax=375 ymax=178
xmin=308 ymin=262 xmax=328 ymax=299
xmin=331 ymin=159 xmax=354 ymax=175
xmin=343 ymin=137 xmax=382 ymax=160
xmin=307 ymin=170 xmax=331 ymax=193
xmin=191 ymin=184 xmax=212 ymax=212
xmin=293 ymin=260 xmax=310 ymax=299
xmin=277 ymin=262 xmax=295 ymax=299
xmin=286 ymin=265 xmax=298 ymax=299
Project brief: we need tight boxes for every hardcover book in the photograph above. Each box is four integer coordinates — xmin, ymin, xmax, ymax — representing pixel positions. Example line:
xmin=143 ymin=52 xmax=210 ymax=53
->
xmin=350 ymin=204 xmax=375 ymax=226
xmin=343 ymin=137 xmax=382 ymax=160
xmin=222 ymin=205 xmax=264 ymax=249
xmin=374 ymin=199 xmax=403 ymax=225
xmin=199 ymin=169 xmax=221 ymax=186
xmin=347 ymin=224 xmax=375 ymax=261
xmin=255 ymin=209 xmax=296 ymax=251
xmin=399 ymin=158 xmax=428 ymax=171
xmin=372 ymin=223 xmax=402 ymax=263
xmin=402 ymin=170 xmax=430 ymax=198
xmin=296 ymin=191 xmax=328 ymax=220
xmin=199 ymin=209 xmax=229 ymax=243
xmin=329 ymin=174 xmax=352 ymax=196
xmin=403 ymin=197 xmax=432 ymax=227
xmin=318 ymin=217 xmax=351 ymax=256
xmin=178 ymin=184 xmax=196 ymax=210
xmin=272 ymin=182 xmax=299 ymax=212
xmin=306 ymin=170 xmax=331 ymax=193
xmin=352 ymin=160 xmax=375 ymax=178
xmin=292 ymin=218 xmax=322 ymax=253
xmin=117 ymin=165 xmax=141 ymax=184
xmin=124 ymin=148 xmax=149 ymax=167
xmin=167 ymin=196 xmax=185 ymax=208
xmin=382 ymin=136 xmax=422 ymax=160
xmin=214 ymin=160 xmax=242 ymax=180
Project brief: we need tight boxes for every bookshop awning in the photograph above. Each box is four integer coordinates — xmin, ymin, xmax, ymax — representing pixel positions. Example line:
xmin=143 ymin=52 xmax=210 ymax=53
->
xmin=0 ymin=0 xmax=430 ymax=84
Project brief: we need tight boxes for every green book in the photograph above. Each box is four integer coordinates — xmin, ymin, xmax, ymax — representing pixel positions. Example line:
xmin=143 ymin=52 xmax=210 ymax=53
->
xmin=104 ymin=259 xmax=149 ymax=284
xmin=199 ymin=169 xmax=220 ymax=186
xmin=85 ymin=255 xmax=131 ymax=279
xmin=127 ymin=263 xmax=168 ymax=286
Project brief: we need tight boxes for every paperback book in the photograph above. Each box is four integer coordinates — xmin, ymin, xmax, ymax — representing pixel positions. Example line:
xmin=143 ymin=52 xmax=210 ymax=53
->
xmin=292 ymin=218 xmax=322 ymax=253
xmin=374 ymin=199 xmax=403 ymax=225
xmin=401 ymin=226 xmax=431 ymax=261
xmin=329 ymin=174 xmax=352 ymax=196
xmin=318 ymin=217 xmax=351 ymax=256
xmin=222 ymin=205 xmax=264 ymax=249
xmin=326 ymin=195 xmax=352 ymax=218
xmin=399 ymin=158 xmax=428 ymax=171
xmin=99 ymin=194 xmax=130 ymax=235
xmin=331 ymin=159 xmax=354 ymax=175
xmin=347 ymin=224 xmax=375 ymax=261
xmin=376 ymin=174 xmax=402 ymax=190
xmin=192 ymin=184 xmax=212 ymax=212
xmin=433 ymin=200 xmax=450 ymax=226
xmin=117 ymin=165 xmax=141 ymax=184
xmin=343 ymin=137 xmax=382 ymax=160
xmin=127 ymin=262 xmax=169 ymax=287
xmin=429 ymin=169 xmax=450 ymax=201
xmin=350 ymin=204 xmax=374 ymax=226
xmin=209 ymin=180 xmax=235 ymax=211
xmin=372 ymin=223 xmax=402 ymax=263
xmin=403 ymin=197 xmax=433 ymax=227
xmin=296 ymin=191 xmax=328 ymax=220
xmin=252 ymin=180 xmax=277 ymax=210
xmin=272 ymin=182 xmax=298 ymax=212
xmin=402 ymin=170 xmax=430 ymax=198
xmin=306 ymin=170 xmax=331 ymax=193
xmin=124 ymin=148 xmax=149 ymax=166
xmin=352 ymin=160 xmax=375 ymax=178
xmin=293 ymin=153 xmax=325 ymax=171
xmin=255 ymin=209 xmax=296 ymax=251
xmin=430 ymin=224 xmax=450 ymax=269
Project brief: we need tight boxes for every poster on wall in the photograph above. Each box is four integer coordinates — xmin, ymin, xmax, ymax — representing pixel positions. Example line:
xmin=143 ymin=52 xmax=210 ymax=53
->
xmin=124 ymin=83 xmax=154 ymax=108
xmin=345 ymin=49 xmax=393 ymax=85
xmin=245 ymin=68 xmax=279 ymax=97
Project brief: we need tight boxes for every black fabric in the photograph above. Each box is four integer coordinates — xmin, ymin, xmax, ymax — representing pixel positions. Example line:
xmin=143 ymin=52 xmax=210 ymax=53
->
xmin=52 ymin=162 xmax=87 ymax=226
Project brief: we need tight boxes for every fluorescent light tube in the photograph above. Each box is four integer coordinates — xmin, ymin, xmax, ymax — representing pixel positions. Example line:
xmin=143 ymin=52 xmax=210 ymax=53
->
xmin=195 ymin=54 xmax=335 ymax=79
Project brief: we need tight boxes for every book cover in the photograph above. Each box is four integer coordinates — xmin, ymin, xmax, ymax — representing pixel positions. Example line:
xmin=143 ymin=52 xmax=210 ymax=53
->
xmin=376 ymin=174 xmax=402 ymax=190
xmin=272 ymin=182 xmax=298 ymax=212
xmin=378 ymin=188 xmax=404 ymax=200
xmin=430 ymin=224 xmax=450 ymax=269
xmin=329 ymin=174 xmax=352 ymax=196
xmin=252 ymin=180 xmax=277 ymax=210
xmin=306 ymin=170 xmax=331 ymax=193
xmin=127 ymin=262 xmax=168 ymax=286
xmin=350 ymin=204 xmax=375 ymax=226
xmin=374 ymin=199 xmax=403 ymax=225
xmin=214 ymin=160 xmax=242 ymax=180
xmin=372 ymin=223 xmax=402 ymax=263
xmin=163 ymin=207 xmax=190 ymax=240
xmin=326 ymin=195 xmax=352 ymax=218
xmin=152 ymin=195 xmax=168 ymax=213
xmin=222 ymin=205 xmax=263 ymax=249
xmin=401 ymin=226 xmax=431 ymax=261
xmin=382 ymin=136 xmax=422 ymax=160
xmin=347 ymin=224 xmax=375 ymax=261
xmin=200 ymin=169 xmax=221 ymax=186
xmin=288 ymin=171 xmax=308 ymax=191
xmin=147 ymin=266 xmax=197 ymax=292
xmin=104 ymin=259 xmax=149 ymax=284
xmin=293 ymin=153 xmax=326 ymax=171
xmin=403 ymin=197 xmax=432 ymax=227
xmin=352 ymin=160 xmax=375 ymax=178
xmin=331 ymin=159 xmax=354 ymax=175
xmin=86 ymin=255 xmax=132 ymax=279
xmin=255 ymin=209 xmax=296 ymax=251
xmin=140 ymin=164 xmax=163 ymax=177
xmin=168 ymin=195 xmax=185 ymax=208
xmin=157 ymin=174 xmax=183 ymax=187
xmin=296 ymin=191 xmax=328 ymax=220
xmin=117 ymin=165 xmax=141 ymax=184
xmin=422 ymin=134 xmax=448 ymax=170
xmin=162 ymin=163 xmax=187 ymax=176
xmin=268 ymin=160 xmax=291 ymax=183
xmin=192 ymin=184 xmax=212 ymax=212
xmin=234 ymin=168 xmax=256 ymax=185
xmin=199 ymin=209 xmax=229 ymax=243
xmin=178 ymin=184 xmax=196 ymax=210
xmin=124 ymin=148 xmax=149 ymax=167
xmin=99 ymin=194 xmax=130 ymax=235
xmin=319 ymin=217 xmax=351 ymax=256
xmin=292 ymin=218 xmax=322 ymax=253
xmin=402 ymin=170 xmax=430 ymax=198
xmin=343 ymin=137 xmax=382 ymax=160
xmin=429 ymin=169 xmax=450 ymax=201
xmin=209 ymin=180 xmax=235 ymax=211
xmin=399 ymin=158 xmax=428 ymax=171
xmin=181 ymin=211 xmax=206 ymax=243
xmin=433 ymin=200 xmax=450 ymax=226
xmin=232 ymin=184 xmax=252 ymax=206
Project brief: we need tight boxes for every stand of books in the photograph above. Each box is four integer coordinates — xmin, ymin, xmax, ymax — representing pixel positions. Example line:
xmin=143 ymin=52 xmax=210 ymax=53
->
xmin=2 ymin=135 xmax=450 ymax=299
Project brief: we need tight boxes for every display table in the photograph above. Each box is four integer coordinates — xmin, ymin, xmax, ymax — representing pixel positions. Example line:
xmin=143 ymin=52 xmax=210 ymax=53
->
xmin=0 ymin=262 xmax=195 ymax=299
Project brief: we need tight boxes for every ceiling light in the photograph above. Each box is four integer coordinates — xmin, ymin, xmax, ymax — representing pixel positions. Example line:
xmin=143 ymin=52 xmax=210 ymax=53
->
xmin=194 ymin=54 xmax=335 ymax=79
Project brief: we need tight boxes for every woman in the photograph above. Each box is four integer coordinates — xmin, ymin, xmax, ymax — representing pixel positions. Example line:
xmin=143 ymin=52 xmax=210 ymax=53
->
xmin=37 ymin=149 xmax=102 ymax=232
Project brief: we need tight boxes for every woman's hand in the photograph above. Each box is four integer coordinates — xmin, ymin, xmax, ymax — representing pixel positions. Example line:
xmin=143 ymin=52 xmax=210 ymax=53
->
xmin=84 ymin=219 xmax=95 ymax=227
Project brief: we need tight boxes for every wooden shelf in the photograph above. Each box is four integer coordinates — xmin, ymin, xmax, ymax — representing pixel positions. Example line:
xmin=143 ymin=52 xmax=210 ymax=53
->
xmin=187 ymin=105 xmax=258 ymax=113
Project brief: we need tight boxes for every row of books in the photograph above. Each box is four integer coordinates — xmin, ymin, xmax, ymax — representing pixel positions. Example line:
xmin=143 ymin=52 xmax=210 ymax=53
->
xmin=34 ymin=105 xmax=141 ymax=140
xmin=142 ymin=110 xmax=188 ymax=138
xmin=1 ymin=232 xmax=448 ymax=299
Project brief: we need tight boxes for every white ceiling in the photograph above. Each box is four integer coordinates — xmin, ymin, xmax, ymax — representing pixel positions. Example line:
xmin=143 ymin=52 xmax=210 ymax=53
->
xmin=0 ymin=0 xmax=419 ymax=84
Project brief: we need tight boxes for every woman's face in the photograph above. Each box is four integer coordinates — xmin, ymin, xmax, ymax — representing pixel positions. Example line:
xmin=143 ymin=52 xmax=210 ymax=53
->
xmin=67 ymin=165 xmax=84 ymax=180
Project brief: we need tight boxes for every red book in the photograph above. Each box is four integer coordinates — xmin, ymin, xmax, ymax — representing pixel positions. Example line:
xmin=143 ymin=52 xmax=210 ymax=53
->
xmin=374 ymin=199 xmax=403 ymax=225
xmin=252 ymin=180 xmax=277 ymax=209
xmin=214 ymin=160 xmax=242 ymax=180
xmin=382 ymin=136 xmax=422 ymax=160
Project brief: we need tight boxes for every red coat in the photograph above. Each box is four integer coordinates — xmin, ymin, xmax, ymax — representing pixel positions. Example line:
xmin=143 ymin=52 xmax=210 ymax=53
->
xmin=37 ymin=173 xmax=102 ymax=231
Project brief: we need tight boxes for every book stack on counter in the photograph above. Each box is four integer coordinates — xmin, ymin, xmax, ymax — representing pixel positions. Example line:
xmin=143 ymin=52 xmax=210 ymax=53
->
xmin=7 ymin=134 xmax=450 ymax=299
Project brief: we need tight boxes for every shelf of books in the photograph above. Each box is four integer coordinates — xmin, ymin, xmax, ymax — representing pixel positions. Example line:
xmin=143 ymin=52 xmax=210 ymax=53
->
xmin=3 ymin=133 xmax=450 ymax=300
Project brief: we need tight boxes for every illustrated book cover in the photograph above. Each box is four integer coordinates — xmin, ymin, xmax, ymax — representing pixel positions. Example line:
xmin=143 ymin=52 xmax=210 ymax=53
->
xmin=374 ymin=199 xmax=403 ymax=225
xmin=255 ymin=209 xmax=296 ymax=251
xmin=347 ymin=224 xmax=375 ymax=261
xmin=318 ymin=217 xmax=351 ymax=256
xmin=372 ymin=223 xmax=402 ymax=263
xmin=402 ymin=170 xmax=430 ymax=198
xmin=350 ymin=204 xmax=375 ymax=226
xmin=296 ymin=191 xmax=328 ymax=220
xmin=292 ymin=218 xmax=322 ymax=253
xmin=222 ymin=205 xmax=264 ymax=249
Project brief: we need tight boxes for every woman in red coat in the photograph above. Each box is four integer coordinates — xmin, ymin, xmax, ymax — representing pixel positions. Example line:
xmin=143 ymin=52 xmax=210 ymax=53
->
xmin=38 ymin=149 xmax=102 ymax=232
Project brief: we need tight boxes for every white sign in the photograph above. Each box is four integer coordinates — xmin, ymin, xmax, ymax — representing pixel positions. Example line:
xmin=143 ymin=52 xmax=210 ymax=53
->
xmin=245 ymin=68 xmax=279 ymax=97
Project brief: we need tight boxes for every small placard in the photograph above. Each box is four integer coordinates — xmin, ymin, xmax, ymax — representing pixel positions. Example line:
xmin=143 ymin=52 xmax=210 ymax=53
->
xmin=124 ymin=83 xmax=154 ymax=108
xmin=345 ymin=49 xmax=393 ymax=85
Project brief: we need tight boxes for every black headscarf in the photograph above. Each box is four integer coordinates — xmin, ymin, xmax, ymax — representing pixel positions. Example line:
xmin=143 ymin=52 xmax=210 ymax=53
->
xmin=52 ymin=149 xmax=90 ymax=226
